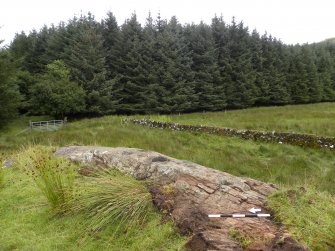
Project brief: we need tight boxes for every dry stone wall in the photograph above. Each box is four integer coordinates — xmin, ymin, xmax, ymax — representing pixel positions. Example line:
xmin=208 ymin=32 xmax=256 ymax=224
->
xmin=125 ymin=118 xmax=335 ymax=150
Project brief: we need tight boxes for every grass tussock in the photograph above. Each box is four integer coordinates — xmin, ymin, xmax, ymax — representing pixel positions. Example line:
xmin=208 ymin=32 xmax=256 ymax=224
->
xmin=68 ymin=168 xmax=154 ymax=238
xmin=15 ymin=145 xmax=77 ymax=213
xmin=7 ymin=147 xmax=183 ymax=249
xmin=0 ymin=167 xmax=186 ymax=250
xmin=267 ymin=187 xmax=335 ymax=251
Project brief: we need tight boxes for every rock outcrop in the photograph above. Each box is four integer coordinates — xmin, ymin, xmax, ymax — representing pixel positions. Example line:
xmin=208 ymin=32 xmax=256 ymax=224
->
xmin=55 ymin=146 xmax=307 ymax=251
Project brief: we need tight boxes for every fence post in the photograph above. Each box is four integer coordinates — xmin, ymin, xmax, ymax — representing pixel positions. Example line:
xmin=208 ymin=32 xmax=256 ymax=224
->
xmin=29 ymin=121 xmax=32 ymax=130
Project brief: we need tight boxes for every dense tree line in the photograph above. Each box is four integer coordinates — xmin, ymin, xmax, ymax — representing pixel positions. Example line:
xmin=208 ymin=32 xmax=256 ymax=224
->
xmin=1 ymin=12 xmax=335 ymax=125
xmin=0 ymin=39 xmax=21 ymax=128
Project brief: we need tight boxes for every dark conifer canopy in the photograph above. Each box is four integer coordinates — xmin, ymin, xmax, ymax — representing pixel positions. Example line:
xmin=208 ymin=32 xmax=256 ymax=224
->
xmin=2 ymin=12 xmax=335 ymax=119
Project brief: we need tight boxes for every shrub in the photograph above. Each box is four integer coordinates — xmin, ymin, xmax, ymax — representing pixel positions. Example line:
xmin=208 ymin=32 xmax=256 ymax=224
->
xmin=68 ymin=168 xmax=154 ymax=237
xmin=15 ymin=145 xmax=77 ymax=213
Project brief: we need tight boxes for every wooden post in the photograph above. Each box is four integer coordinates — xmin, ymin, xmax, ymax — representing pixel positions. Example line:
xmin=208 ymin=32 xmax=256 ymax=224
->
xmin=29 ymin=121 xmax=32 ymax=130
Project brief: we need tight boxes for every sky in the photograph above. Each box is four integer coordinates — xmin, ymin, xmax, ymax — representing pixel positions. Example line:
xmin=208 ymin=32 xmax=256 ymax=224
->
xmin=0 ymin=0 xmax=334 ymax=45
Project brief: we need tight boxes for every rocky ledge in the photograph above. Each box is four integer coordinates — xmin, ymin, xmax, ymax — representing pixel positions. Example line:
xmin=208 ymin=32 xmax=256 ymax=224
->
xmin=55 ymin=146 xmax=307 ymax=251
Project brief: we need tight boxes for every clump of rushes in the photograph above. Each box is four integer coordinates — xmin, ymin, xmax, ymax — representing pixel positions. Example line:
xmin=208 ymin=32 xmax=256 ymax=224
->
xmin=68 ymin=168 xmax=154 ymax=237
xmin=16 ymin=145 xmax=77 ymax=213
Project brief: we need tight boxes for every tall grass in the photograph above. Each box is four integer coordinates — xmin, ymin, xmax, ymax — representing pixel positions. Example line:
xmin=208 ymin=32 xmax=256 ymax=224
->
xmin=15 ymin=145 xmax=77 ymax=213
xmin=68 ymin=168 xmax=154 ymax=238
xmin=146 ymin=102 xmax=335 ymax=137
xmin=0 ymin=152 xmax=7 ymax=188
xmin=0 ymin=151 xmax=10 ymax=189
xmin=267 ymin=187 xmax=335 ymax=251
xmin=12 ymin=146 xmax=169 ymax=246
xmin=0 ymin=167 xmax=3 ymax=188
xmin=1 ymin=113 xmax=335 ymax=250
xmin=3 ymin=115 xmax=335 ymax=194
xmin=0 ymin=167 xmax=186 ymax=250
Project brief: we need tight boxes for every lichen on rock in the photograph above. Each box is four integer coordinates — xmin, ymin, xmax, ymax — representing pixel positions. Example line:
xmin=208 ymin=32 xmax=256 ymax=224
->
xmin=55 ymin=146 xmax=308 ymax=251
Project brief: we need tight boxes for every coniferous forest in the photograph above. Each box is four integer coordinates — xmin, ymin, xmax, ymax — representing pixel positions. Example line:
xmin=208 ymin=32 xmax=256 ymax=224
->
xmin=1 ymin=12 xmax=335 ymax=125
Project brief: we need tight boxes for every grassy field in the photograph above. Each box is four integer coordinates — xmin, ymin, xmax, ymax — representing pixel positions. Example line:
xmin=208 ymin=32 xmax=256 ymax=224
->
xmin=2 ymin=115 xmax=334 ymax=193
xmin=145 ymin=102 xmax=335 ymax=137
xmin=0 ymin=151 xmax=186 ymax=251
xmin=0 ymin=106 xmax=334 ymax=250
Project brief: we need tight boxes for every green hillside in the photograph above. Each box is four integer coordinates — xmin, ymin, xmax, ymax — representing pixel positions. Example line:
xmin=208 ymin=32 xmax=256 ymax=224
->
xmin=1 ymin=104 xmax=334 ymax=250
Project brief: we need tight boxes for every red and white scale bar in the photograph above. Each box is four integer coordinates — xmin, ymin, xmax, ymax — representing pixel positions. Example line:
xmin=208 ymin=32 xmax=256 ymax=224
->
xmin=208 ymin=214 xmax=271 ymax=218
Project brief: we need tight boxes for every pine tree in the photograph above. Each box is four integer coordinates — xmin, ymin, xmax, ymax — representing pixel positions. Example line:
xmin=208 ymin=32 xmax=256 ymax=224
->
xmin=0 ymin=44 xmax=21 ymax=128
xmin=262 ymin=36 xmax=289 ymax=105
xmin=162 ymin=16 xmax=195 ymax=113
xmin=6 ymin=12 xmax=335 ymax=116
xmin=211 ymin=15 xmax=232 ymax=107
xmin=45 ymin=22 xmax=69 ymax=63
xmin=251 ymin=30 xmax=268 ymax=104
xmin=101 ymin=12 xmax=122 ymax=79
xmin=149 ymin=13 xmax=172 ymax=112
xmin=301 ymin=45 xmax=322 ymax=102
xmin=112 ymin=14 xmax=147 ymax=114
xmin=225 ymin=18 xmax=256 ymax=108
xmin=315 ymin=45 xmax=335 ymax=101
xmin=65 ymin=13 xmax=113 ymax=114
xmin=288 ymin=46 xmax=310 ymax=103
xmin=186 ymin=22 xmax=225 ymax=111
xmin=24 ymin=26 xmax=50 ymax=73
xmin=141 ymin=12 xmax=164 ymax=113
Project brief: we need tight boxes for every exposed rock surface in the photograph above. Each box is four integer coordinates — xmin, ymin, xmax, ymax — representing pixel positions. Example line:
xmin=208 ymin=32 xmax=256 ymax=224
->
xmin=55 ymin=146 xmax=307 ymax=251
